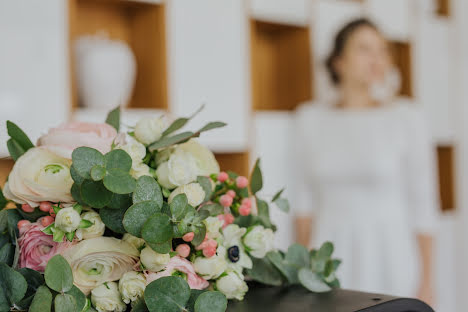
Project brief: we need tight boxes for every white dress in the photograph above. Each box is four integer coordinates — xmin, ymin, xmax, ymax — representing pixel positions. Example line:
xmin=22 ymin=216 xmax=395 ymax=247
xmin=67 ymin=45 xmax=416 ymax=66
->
xmin=293 ymin=101 xmax=439 ymax=297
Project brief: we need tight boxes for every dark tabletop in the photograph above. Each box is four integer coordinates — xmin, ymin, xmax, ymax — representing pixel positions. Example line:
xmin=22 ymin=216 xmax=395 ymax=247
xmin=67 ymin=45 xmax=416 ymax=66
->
xmin=226 ymin=284 xmax=435 ymax=312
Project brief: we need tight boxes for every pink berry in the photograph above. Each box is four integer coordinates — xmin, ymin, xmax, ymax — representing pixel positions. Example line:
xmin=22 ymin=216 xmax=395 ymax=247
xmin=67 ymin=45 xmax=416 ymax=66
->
xmin=21 ymin=204 xmax=34 ymax=213
xmin=239 ymin=205 xmax=251 ymax=216
xmin=176 ymin=244 xmax=191 ymax=258
xmin=241 ymin=198 xmax=251 ymax=208
xmin=236 ymin=176 xmax=248 ymax=188
xmin=17 ymin=220 xmax=30 ymax=230
xmin=206 ymin=239 xmax=217 ymax=249
xmin=39 ymin=201 xmax=52 ymax=212
xmin=217 ymin=172 xmax=229 ymax=182
xmin=220 ymin=195 xmax=233 ymax=207
xmin=224 ymin=213 xmax=235 ymax=225
xmin=49 ymin=207 xmax=56 ymax=217
xmin=226 ymin=190 xmax=236 ymax=198
xmin=41 ymin=216 xmax=54 ymax=227
xmin=203 ymin=246 xmax=217 ymax=258
xmin=182 ymin=232 xmax=195 ymax=242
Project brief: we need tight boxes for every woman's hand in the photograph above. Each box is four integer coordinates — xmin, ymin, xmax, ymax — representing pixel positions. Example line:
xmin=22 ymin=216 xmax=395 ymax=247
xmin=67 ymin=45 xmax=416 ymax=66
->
xmin=417 ymin=280 xmax=435 ymax=307
xmin=294 ymin=216 xmax=314 ymax=247
xmin=417 ymin=234 xmax=435 ymax=308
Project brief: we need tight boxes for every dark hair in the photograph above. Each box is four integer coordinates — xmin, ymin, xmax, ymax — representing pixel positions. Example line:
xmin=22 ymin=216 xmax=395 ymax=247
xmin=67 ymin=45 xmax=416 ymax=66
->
xmin=325 ymin=18 xmax=379 ymax=85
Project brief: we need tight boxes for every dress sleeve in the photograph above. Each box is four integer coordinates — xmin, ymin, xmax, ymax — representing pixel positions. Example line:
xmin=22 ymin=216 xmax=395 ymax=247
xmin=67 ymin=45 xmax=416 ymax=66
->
xmin=291 ymin=105 xmax=316 ymax=218
xmin=404 ymin=107 xmax=440 ymax=234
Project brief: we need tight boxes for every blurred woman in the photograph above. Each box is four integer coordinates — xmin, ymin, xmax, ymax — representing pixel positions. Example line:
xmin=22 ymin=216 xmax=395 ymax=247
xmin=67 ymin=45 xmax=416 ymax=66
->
xmin=294 ymin=19 xmax=439 ymax=304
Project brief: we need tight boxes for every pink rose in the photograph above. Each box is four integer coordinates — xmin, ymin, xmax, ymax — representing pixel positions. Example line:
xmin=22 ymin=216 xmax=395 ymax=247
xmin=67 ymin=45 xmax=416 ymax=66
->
xmin=145 ymin=256 xmax=209 ymax=290
xmin=18 ymin=221 xmax=73 ymax=272
xmin=37 ymin=122 xmax=117 ymax=159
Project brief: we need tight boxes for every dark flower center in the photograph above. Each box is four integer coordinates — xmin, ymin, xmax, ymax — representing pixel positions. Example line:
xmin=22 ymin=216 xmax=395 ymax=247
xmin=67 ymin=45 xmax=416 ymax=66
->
xmin=228 ymin=246 xmax=240 ymax=263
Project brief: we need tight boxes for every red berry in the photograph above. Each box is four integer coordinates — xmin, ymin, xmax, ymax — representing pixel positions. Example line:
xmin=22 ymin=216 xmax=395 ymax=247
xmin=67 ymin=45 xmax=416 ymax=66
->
xmin=17 ymin=220 xmax=30 ymax=230
xmin=241 ymin=198 xmax=251 ymax=208
xmin=49 ymin=207 xmax=56 ymax=217
xmin=182 ymin=232 xmax=195 ymax=242
xmin=206 ymin=239 xmax=217 ymax=249
xmin=236 ymin=176 xmax=248 ymax=188
xmin=203 ymin=246 xmax=217 ymax=258
xmin=217 ymin=172 xmax=229 ymax=183
xmin=39 ymin=201 xmax=52 ymax=212
xmin=226 ymin=190 xmax=236 ymax=198
xmin=220 ymin=195 xmax=233 ymax=207
xmin=239 ymin=205 xmax=251 ymax=216
xmin=41 ymin=216 xmax=54 ymax=227
xmin=176 ymin=244 xmax=191 ymax=258
xmin=224 ymin=213 xmax=235 ymax=225
xmin=21 ymin=204 xmax=34 ymax=213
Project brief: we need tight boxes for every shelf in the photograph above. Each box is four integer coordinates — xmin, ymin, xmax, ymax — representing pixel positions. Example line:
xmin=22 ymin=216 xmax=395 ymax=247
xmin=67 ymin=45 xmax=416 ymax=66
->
xmin=250 ymin=20 xmax=313 ymax=111
xmin=68 ymin=0 xmax=168 ymax=109
xmin=0 ymin=159 xmax=14 ymax=188
xmin=215 ymin=152 xmax=250 ymax=177
xmin=437 ymin=145 xmax=455 ymax=211
xmin=390 ymin=41 xmax=412 ymax=97
xmin=436 ymin=0 xmax=451 ymax=17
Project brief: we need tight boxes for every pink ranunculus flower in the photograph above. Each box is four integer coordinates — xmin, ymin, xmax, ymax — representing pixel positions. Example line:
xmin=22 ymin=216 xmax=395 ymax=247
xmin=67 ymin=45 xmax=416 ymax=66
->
xmin=18 ymin=221 xmax=73 ymax=272
xmin=145 ymin=256 xmax=209 ymax=290
xmin=37 ymin=122 xmax=117 ymax=159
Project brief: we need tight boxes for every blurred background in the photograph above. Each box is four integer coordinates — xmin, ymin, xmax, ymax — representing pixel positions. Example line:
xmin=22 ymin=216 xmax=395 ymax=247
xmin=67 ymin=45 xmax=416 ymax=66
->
xmin=1 ymin=0 xmax=467 ymax=310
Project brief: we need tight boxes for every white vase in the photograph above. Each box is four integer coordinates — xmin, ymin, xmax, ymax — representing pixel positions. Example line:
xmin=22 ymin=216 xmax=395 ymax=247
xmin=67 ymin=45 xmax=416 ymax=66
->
xmin=74 ymin=34 xmax=136 ymax=110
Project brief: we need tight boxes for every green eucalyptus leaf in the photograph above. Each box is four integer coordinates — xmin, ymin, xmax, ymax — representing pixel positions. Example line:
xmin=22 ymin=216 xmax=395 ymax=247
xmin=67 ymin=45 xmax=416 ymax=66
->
xmin=66 ymin=285 xmax=87 ymax=312
xmin=71 ymin=183 xmax=85 ymax=205
xmin=196 ymin=176 xmax=212 ymax=203
xmin=274 ymin=198 xmax=290 ymax=213
xmin=72 ymin=147 xmax=105 ymax=180
xmin=194 ymin=291 xmax=227 ymax=312
xmin=148 ymin=132 xmax=195 ymax=152
xmin=144 ymin=276 xmax=190 ymax=312
xmin=90 ymin=165 xmax=106 ymax=181
xmin=131 ymin=298 xmax=149 ymax=312
xmin=266 ymin=251 xmax=299 ymax=284
xmin=186 ymin=289 xmax=204 ymax=312
xmin=0 ymin=243 xmax=14 ymax=265
xmin=70 ymin=165 xmax=85 ymax=185
xmin=0 ymin=188 xmax=7 ymax=209
xmin=142 ymin=213 xmax=173 ymax=244
xmin=81 ymin=180 xmax=112 ymax=208
xmin=0 ymin=210 xmax=7 ymax=233
xmin=198 ymin=203 xmax=223 ymax=217
xmin=0 ymin=262 xmax=28 ymax=310
xmin=245 ymin=257 xmax=283 ymax=286
xmin=7 ymin=209 xmax=21 ymax=240
xmin=29 ymin=285 xmax=52 ymax=312
xmin=133 ymin=176 xmax=163 ymax=207
xmin=105 ymin=106 xmax=120 ymax=131
xmin=285 ymin=244 xmax=310 ymax=268
xmin=298 ymin=268 xmax=332 ymax=293
xmin=147 ymin=240 xmax=172 ymax=254
xmin=108 ymin=193 xmax=133 ymax=210
xmin=105 ymin=149 xmax=132 ymax=172
xmin=103 ymin=168 xmax=136 ymax=194
xmin=191 ymin=224 xmax=206 ymax=247
xmin=44 ymin=255 xmax=73 ymax=292
xmin=317 ymin=241 xmax=334 ymax=260
xmin=17 ymin=267 xmax=44 ymax=295
xmin=6 ymin=121 xmax=34 ymax=151
xmin=170 ymin=194 xmax=188 ymax=221
xmin=54 ymin=293 xmax=77 ymax=312
xmin=271 ymin=188 xmax=284 ymax=202
xmin=256 ymin=198 xmax=273 ymax=229
xmin=196 ymin=122 xmax=226 ymax=133
xmin=7 ymin=138 xmax=26 ymax=161
xmin=249 ymin=158 xmax=263 ymax=195
xmin=100 ymin=206 xmax=127 ymax=234
xmin=123 ymin=201 xmax=161 ymax=237
xmin=162 ymin=104 xmax=204 ymax=137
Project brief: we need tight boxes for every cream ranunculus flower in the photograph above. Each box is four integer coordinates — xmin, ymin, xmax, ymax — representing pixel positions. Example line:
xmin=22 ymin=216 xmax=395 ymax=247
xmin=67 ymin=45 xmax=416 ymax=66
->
xmin=243 ymin=225 xmax=275 ymax=258
xmin=122 ymin=233 xmax=145 ymax=251
xmin=193 ymin=246 xmax=228 ymax=280
xmin=168 ymin=183 xmax=205 ymax=207
xmin=55 ymin=207 xmax=81 ymax=233
xmin=118 ymin=271 xmax=146 ymax=304
xmin=76 ymin=210 xmax=105 ymax=240
xmin=215 ymin=270 xmax=248 ymax=300
xmin=176 ymin=140 xmax=220 ymax=176
xmin=3 ymin=147 xmax=73 ymax=207
xmin=91 ymin=282 xmax=126 ymax=312
xmin=203 ymin=216 xmax=224 ymax=239
xmin=62 ymin=237 xmax=139 ymax=295
xmin=134 ymin=116 xmax=168 ymax=145
xmin=140 ymin=246 xmax=170 ymax=272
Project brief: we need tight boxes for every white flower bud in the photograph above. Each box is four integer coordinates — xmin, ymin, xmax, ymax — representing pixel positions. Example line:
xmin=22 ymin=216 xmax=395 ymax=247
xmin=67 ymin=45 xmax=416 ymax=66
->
xmin=55 ymin=207 xmax=81 ymax=233
xmin=78 ymin=210 xmax=105 ymax=240
xmin=134 ymin=116 xmax=167 ymax=145
xmin=140 ymin=246 xmax=170 ymax=272
xmin=168 ymin=183 xmax=205 ymax=207
xmin=118 ymin=271 xmax=146 ymax=304
xmin=91 ymin=282 xmax=126 ymax=312
xmin=215 ymin=270 xmax=248 ymax=300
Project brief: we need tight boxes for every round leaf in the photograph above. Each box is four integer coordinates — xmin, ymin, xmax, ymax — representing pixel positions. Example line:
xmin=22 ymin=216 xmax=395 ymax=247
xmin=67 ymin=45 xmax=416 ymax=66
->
xmin=29 ymin=285 xmax=52 ymax=312
xmin=70 ymin=165 xmax=85 ymax=185
xmin=196 ymin=176 xmax=212 ymax=202
xmin=285 ymin=244 xmax=310 ymax=268
xmin=66 ymin=285 xmax=87 ymax=312
xmin=54 ymin=293 xmax=77 ymax=312
xmin=170 ymin=194 xmax=188 ymax=221
xmin=71 ymin=183 xmax=85 ymax=205
xmin=142 ymin=213 xmax=173 ymax=244
xmin=81 ymin=180 xmax=112 ymax=208
xmin=90 ymin=165 xmax=106 ymax=181
xmin=71 ymin=147 xmax=104 ymax=179
xmin=105 ymin=149 xmax=132 ymax=172
xmin=103 ymin=168 xmax=136 ymax=194
xmin=194 ymin=291 xmax=227 ymax=312
xmin=108 ymin=193 xmax=132 ymax=210
xmin=123 ymin=201 xmax=161 ymax=237
xmin=298 ymin=268 xmax=332 ymax=293
xmin=45 ymin=255 xmax=73 ymax=292
xmin=191 ymin=224 xmax=206 ymax=247
xmin=147 ymin=240 xmax=172 ymax=254
xmin=0 ymin=263 xmax=28 ymax=310
xmin=144 ymin=276 xmax=190 ymax=312
xmin=133 ymin=176 xmax=163 ymax=207
xmin=100 ymin=206 xmax=127 ymax=234
xmin=245 ymin=257 xmax=283 ymax=287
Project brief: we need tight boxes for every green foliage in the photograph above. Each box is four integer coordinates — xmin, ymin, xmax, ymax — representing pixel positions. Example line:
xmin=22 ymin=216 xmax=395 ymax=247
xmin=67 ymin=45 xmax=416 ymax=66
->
xmin=6 ymin=121 xmax=34 ymax=160
xmin=16 ymin=268 xmax=45 ymax=309
xmin=72 ymin=147 xmax=105 ymax=180
xmin=196 ymin=176 xmax=212 ymax=203
xmin=147 ymin=241 xmax=172 ymax=254
xmin=0 ymin=263 xmax=28 ymax=310
xmin=298 ymin=268 xmax=332 ymax=293
xmin=44 ymin=255 xmax=73 ymax=292
xmin=249 ymin=158 xmax=263 ymax=195
xmin=66 ymin=285 xmax=87 ymax=312
xmin=245 ymin=257 xmax=283 ymax=286
xmin=133 ymin=176 xmax=163 ymax=207
xmin=29 ymin=285 xmax=52 ymax=312
xmin=100 ymin=206 xmax=127 ymax=234
xmin=105 ymin=106 xmax=120 ymax=131
xmin=105 ymin=149 xmax=132 ymax=172
xmin=7 ymin=139 xmax=26 ymax=161
xmin=194 ymin=291 xmax=227 ymax=312
xmin=142 ymin=213 xmax=172 ymax=244
xmin=123 ymin=201 xmax=161 ymax=237
xmin=198 ymin=203 xmax=223 ymax=217
xmin=161 ymin=104 xmax=205 ymax=138
xmin=90 ymin=165 xmax=106 ymax=181
xmin=0 ymin=188 xmax=7 ymax=210
xmin=103 ymin=168 xmax=136 ymax=194
xmin=81 ymin=180 xmax=112 ymax=208
xmin=54 ymin=293 xmax=77 ymax=312
xmin=170 ymin=194 xmax=188 ymax=221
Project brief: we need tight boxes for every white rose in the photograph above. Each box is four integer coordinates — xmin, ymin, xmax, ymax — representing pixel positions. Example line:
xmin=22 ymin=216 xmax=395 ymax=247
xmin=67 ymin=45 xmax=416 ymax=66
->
xmin=55 ymin=207 xmax=81 ymax=233
xmin=134 ymin=116 xmax=167 ymax=145
xmin=130 ymin=163 xmax=152 ymax=179
xmin=140 ymin=246 xmax=170 ymax=272
xmin=76 ymin=210 xmax=105 ymax=240
xmin=118 ymin=271 xmax=146 ymax=304
xmin=91 ymin=282 xmax=126 ymax=312
xmin=3 ymin=147 xmax=73 ymax=207
xmin=194 ymin=246 xmax=228 ymax=280
xmin=116 ymin=137 xmax=146 ymax=165
xmin=176 ymin=140 xmax=220 ymax=176
xmin=156 ymin=152 xmax=198 ymax=189
xmin=215 ymin=270 xmax=248 ymax=300
xmin=203 ymin=217 xmax=223 ymax=239
xmin=168 ymin=183 xmax=205 ymax=207
xmin=243 ymin=225 xmax=275 ymax=258
xmin=122 ymin=233 xmax=145 ymax=251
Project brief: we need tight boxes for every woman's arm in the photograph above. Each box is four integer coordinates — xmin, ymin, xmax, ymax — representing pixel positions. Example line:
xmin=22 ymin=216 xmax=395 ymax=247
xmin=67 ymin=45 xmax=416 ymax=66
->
xmin=417 ymin=233 xmax=434 ymax=305
xmin=294 ymin=216 xmax=313 ymax=247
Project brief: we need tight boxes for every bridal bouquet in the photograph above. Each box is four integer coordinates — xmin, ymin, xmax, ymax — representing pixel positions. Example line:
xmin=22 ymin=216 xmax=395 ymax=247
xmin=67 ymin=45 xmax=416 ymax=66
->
xmin=0 ymin=107 xmax=340 ymax=312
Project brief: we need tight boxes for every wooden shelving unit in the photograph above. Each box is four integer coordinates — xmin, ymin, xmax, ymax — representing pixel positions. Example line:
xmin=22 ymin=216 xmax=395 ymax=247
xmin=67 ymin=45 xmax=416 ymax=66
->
xmin=68 ymin=0 xmax=168 ymax=110
xmin=390 ymin=41 xmax=412 ymax=97
xmin=436 ymin=0 xmax=451 ymax=17
xmin=437 ymin=145 xmax=455 ymax=211
xmin=250 ymin=20 xmax=313 ymax=111
xmin=0 ymin=159 xmax=14 ymax=188
xmin=215 ymin=152 xmax=250 ymax=177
